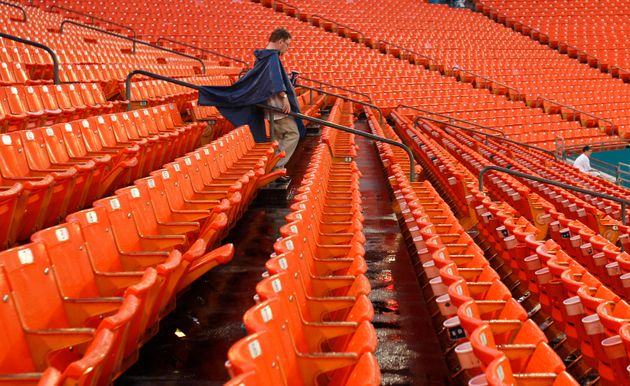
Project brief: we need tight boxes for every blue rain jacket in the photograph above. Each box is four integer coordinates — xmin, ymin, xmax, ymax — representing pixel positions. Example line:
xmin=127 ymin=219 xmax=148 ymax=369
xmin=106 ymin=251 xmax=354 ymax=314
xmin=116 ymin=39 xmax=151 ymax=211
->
xmin=198 ymin=49 xmax=305 ymax=143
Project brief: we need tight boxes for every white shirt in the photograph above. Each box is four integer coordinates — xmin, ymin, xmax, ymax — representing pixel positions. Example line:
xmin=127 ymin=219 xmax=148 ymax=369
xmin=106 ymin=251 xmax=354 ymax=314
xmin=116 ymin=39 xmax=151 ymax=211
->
xmin=573 ymin=153 xmax=592 ymax=173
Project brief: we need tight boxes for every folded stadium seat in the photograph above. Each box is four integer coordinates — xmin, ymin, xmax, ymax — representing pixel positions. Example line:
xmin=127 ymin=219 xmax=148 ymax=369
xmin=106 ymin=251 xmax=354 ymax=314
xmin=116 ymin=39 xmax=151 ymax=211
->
xmin=28 ymin=222 xmax=164 ymax=370
xmin=152 ymin=104 xmax=195 ymax=154
xmin=162 ymin=103 xmax=206 ymax=151
xmin=18 ymin=128 xmax=97 ymax=212
xmin=66 ymin=201 xmax=232 ymax=298
xmin=137 ymin=108 xmax=182 ymax=162
xmin=256 ymin=268 xmax=372 ymax=325
xmin=77 ymin=83 xmax=114 ymax=115
xmin=0 ymin=132 xmax=79 ymax=231
xmin=60 ymin=83 xmax=100 ymax=118
xmin=0 ymin=269 xmax=119 ymax=385
xmin=50 ymin=84 xmax=88 ymax=120
xmin=131 ymin=175 xmax=230 ymax=248
xmin=226 ymin=328 xmax=380 ymax=386
xmin=38 ymin=84 xmax=78 ymax=122
xmin=92 ymin=194 xmax=190 ymax=252
xmin=245 ymin=295 xmax=376 ymax=356
xmin=236 ymin=296 xmax=378 ymax=384
xmin=114 ymin=184 xmax=201 ymax=245
xmin=469 ymin=323 xmax=562 ymax=374
xmin=171 ymin=153 xmax=259 ymax=217
xmin=484 ymin=354 xmax=578 ymax=386
xmin=0 ymin=62 xmax=32 ymax=86
xmin=128 ymin=109 xmax=172 ymax=169
xmin=118 ymin=111 xmax=163 ymax=177
xmin=0 ymin=86 xmax=31 ymax=131
xmin=44 ymin=121 xmax=139 ymax=199
xmin=0 ymin=243 xmax=145 ymax=381
xmin=103 ymin=113 xmax=151 ymax=179
xmin=0 ymin=181 xmax=24 ymax=249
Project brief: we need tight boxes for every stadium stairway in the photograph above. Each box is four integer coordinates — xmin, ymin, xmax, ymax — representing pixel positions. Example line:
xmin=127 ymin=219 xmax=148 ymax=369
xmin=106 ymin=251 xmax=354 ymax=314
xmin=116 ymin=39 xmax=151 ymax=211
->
xmin=113 ymin=109 xmax=451 ymax=385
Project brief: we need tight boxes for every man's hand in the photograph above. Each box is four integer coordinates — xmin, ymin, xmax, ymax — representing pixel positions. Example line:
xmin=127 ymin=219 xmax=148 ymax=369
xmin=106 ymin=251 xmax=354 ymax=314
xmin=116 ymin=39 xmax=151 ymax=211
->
xmin=282 ymin=96 xmax=291 ymax=114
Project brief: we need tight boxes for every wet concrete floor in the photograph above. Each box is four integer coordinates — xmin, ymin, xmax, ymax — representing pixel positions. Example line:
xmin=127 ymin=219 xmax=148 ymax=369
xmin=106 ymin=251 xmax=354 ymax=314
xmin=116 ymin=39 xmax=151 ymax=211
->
xmin=354 ymin=124 xmax=451 ymax=386
xmin=116 ymin=121 xmax=450 ymax=385
xmin=115 ymin=136 xmax=319 ymax=386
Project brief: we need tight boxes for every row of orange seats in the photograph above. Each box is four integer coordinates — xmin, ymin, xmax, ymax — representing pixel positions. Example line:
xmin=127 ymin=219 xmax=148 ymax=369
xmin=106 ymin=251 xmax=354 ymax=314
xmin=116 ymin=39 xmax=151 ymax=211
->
xmin=395 ymin=110 xmax=627 ymax=383
xmin=1 ymin=82 xmax=126 ymax=132
xmin=225 ymin=139 xmax=381 ymax=384
xmin=367 ymin=108 xmax=578 ymax=384
xmin=411 ymin=113 xmax=629 ymax=248
xmin=0 ymin=103 xmax=205 ymax=248
xmin=0 ymin=123 xmax=287 ymax=384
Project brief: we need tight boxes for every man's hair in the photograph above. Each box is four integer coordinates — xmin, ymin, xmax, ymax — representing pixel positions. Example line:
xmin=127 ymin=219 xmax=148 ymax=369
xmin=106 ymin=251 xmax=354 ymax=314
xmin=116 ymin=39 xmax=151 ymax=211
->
xmin=583 ymin=145 xmax=591 ymax=152
xmin=269 ymin=28 xmax=291 ymax=42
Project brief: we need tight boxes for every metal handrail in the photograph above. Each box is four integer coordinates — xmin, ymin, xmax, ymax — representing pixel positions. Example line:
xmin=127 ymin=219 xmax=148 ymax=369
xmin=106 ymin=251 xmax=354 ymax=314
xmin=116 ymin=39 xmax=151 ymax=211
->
xmin=310 ymin=14 xmax=366 ymax=43
xmin=156 ymin=37 xmax=250 ymax=67
xmin=296 ymin=83 xmax=383 ymax=124
xmin=413 ymin=116 xmax=555 ymax=157
xmin=0 ymin=0 xmax=26 ymax=22
xmin=452 ymin=66 xmax=524 ymax=98
xmin=0 ymin=32 xmax=59 ymax=84
xmin=298 ymin=76 xmax=372 ymax=103
xmin=49 ymin=5 xmax=136 ymax=40
xmin=377 ymin=40 xmax=435 ymax=64
xmin=534 ymin=95 xmax=617 ymax=135
xmin=60 ymin=20 xmax=206 ymax=74
xmin=272 ymin=0 xmax=299 ymax=15
xmin=398 ymin=104 xmax=505 ymax=137
xmin=479 ymin=166 xmax=629 ymax=226
xmin=124 ymin=69 xmax=415 ymax=181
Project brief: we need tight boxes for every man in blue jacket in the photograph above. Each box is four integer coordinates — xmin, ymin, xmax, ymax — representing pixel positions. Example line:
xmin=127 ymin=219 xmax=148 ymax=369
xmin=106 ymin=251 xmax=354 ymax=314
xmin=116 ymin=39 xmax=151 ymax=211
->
xmin=198 ymin=28 xmax=304 ymax=179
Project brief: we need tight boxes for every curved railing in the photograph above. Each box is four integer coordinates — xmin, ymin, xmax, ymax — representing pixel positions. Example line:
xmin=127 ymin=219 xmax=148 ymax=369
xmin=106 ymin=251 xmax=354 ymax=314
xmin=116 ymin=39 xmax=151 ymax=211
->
xmin=0 ymin=31 xmax=59 ymax=84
